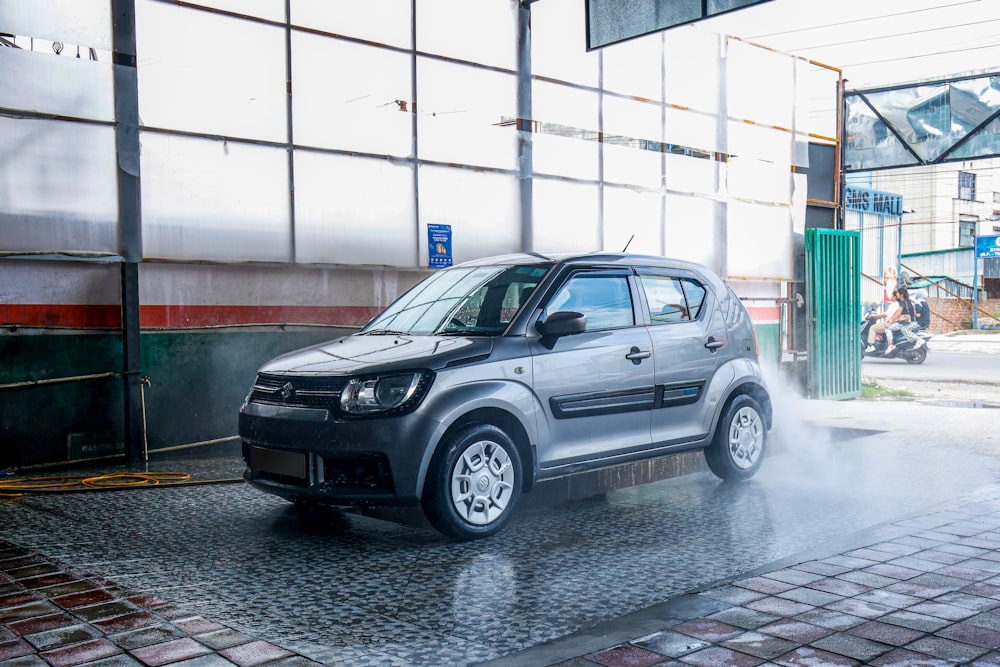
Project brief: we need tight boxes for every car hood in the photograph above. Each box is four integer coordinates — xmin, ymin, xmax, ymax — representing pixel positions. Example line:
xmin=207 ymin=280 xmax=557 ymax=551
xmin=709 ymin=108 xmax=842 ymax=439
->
xmin=258 ymin=334 xmax=494 ymax=376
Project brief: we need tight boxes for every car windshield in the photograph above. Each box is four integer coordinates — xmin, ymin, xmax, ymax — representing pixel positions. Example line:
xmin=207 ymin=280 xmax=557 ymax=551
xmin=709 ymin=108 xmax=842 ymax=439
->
xmin=361 ymin=263 xmax=553 ymax=336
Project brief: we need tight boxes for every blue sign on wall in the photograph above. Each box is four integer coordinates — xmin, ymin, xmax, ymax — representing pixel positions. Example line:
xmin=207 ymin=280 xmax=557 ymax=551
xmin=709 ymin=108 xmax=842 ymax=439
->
xmin=844 ymin=186 xmax=903 ymax=216
xmin=427 ymin=224 xmax=453 ymax=268
xmin=976 ymin=234 xmax=1000 ymax=259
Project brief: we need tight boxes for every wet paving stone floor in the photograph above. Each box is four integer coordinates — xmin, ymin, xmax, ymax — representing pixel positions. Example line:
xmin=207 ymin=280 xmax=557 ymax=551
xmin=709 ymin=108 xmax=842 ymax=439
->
xmin=3 ymin=399 xmax=1000 ymax=665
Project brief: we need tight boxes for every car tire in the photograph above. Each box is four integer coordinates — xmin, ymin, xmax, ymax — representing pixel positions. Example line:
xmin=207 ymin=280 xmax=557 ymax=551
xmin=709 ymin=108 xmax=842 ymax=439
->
xmin=421 ymin=424 xmax=522 ymax=541
xmin=704 ymin=394 xmax=766 ymax=482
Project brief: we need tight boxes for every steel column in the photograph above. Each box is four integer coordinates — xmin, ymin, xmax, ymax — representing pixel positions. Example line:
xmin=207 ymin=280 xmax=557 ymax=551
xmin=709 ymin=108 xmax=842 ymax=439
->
xmin=111 ymin=0 xmax=144 ymax=466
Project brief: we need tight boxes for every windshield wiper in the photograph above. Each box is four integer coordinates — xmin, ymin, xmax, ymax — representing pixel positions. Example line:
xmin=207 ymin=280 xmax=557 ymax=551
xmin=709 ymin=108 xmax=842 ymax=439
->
xmin=436 ymin=328 xmax=489 ymax=336
xmin=361 ymin=329 xmax=410 ymax=336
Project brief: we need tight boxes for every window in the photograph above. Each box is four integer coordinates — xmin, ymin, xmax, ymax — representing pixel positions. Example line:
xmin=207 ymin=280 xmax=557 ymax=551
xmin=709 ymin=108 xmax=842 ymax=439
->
xmin=639 ymin=275 xmax=706 ymax=324
xmin=959 ymin=216 xmax=977 ymax=247
xmin=547 ymin=274 xmax=634 ymax=331
xmin=959 ymin=171 xmax=976 ymax=201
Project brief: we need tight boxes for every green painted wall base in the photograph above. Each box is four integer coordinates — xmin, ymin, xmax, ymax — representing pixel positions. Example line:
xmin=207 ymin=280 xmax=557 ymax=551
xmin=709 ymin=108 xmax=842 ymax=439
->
xmin=0 ymin=327 xmax=351 ymax=469
xmin=753 ymin=322 xmax=780 ymax=365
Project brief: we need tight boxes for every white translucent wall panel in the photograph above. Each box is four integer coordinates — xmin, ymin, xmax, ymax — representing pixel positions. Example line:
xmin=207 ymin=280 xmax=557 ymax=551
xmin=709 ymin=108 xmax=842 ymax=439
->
xmin=664 ymin=195 xmax=719 ymax=268
xmin=604 ymin=96 xmax=661 ymax=142
xmin=602 ymin=33 xmax=662 ymax=101
xmin=533 ymin=135 xmax=599 ymax=181
xmin=531 ymin=0 xmax=598 ymax=86
xmin=792 ymin=173 xmax=807 ymax=234
xmin=794 ymin=133 xmax=810 ymax=169
xmin=727 ymin=40 xmax=794 ymax=128
xmin=603 ymin=143 xmax=662 ymax=189
xmin=728 ymin=122 xmax=792 ymax=165
xmin=0 ymin=47 xmax=114 ymax=121
xmin=603 ymin=187 xmax=663 ymax=256
xmin=726 ymin=202 xmax=792 ymax=279
xmin=664 ymin=27 xmax=720 ymax=113
xmin=295 ymin=153 xmax=415 ymax=266
xmin=801 ymin=63 xmax=840 ymax=139
xmin=728 ymin=159 xmax=790 ymax=203
xmin=665 ymin=108 xmax=721 ymax=154
xmin=292 ymin=0 xmax=411 ymax=49
xmin=293 ymin=36 xmax=412 ymax=157
xmin=727 ymin=123 xmax=792 ymax=203
xmin=793 ymin=59 xmax=812 ymax=161
xmin=136 ymin=0 xmax=286 ymax=142
xmin=416 ymin=0 xmax=517 ymax=70
xmin=186 ymin=0 xmax=285 ymax=22
xmin=0 ymin=118 xmax=118 ymax=253
xmin=532 ymin=80 xmax=599 ymax=180
xmin=417 ymin=58 xmax=517 ymax=171
xmin=1 ymin=0 xmax=111 ymax=51
xmin=419 ymin=166 xmax=519 ymax=264
xmin=532 ymin=179 xmax=599 ymax=253
xmin=664 ymin=154 xmax=719 ymax=196
xmin=534 ymin=81 xmax=597 ymax=132
xmin=141 ymin=133 xmax=291 ymax=262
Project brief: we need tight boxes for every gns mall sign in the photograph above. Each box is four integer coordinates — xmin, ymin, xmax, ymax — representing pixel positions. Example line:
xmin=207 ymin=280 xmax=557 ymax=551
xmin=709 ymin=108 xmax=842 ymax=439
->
xmin=844 ymin=186 xmax=903 ymax=216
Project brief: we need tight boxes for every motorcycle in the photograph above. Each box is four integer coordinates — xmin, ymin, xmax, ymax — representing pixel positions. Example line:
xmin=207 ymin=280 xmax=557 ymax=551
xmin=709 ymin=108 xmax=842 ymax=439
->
xmin=861 ymin=315 xmax=932 ymax=365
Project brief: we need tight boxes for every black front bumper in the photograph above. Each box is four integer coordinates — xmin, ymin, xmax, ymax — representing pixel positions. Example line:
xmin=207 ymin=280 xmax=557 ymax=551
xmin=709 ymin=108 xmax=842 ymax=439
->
xmin=238 ymin=401 xmax=437 ymax=506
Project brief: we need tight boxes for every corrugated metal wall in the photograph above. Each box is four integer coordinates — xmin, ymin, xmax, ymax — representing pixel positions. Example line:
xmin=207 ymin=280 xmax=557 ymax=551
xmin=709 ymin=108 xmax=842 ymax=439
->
xmin=806 ymin=229 xmax=862 ymax=400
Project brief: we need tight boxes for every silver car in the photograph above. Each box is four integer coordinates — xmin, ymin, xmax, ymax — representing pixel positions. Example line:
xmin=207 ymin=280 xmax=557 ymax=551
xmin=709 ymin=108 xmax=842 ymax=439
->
xmin=239 ymin=252 xmax=772 ymax=540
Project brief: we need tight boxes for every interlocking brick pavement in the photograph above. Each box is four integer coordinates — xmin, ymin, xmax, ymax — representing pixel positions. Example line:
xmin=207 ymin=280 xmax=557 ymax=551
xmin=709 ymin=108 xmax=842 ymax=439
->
xmin=0 ymin=542 xmax=321 ymax=667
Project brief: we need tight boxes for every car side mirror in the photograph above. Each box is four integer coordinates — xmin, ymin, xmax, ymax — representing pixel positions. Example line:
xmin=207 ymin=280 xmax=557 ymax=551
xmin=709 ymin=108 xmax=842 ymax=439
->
xmin=535 ymin=311 xmax=587 ymax=338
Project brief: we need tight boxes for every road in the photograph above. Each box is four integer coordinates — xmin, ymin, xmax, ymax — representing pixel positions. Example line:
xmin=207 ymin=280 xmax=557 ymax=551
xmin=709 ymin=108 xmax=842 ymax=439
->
xmin=862 ymin=348 xmax=1000 ymax=405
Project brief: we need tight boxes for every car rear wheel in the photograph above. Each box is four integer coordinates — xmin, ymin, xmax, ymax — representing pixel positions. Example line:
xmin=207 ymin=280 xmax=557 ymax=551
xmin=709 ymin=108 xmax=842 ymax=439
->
xmin=422 ymin=424 xmax=522 ymax=541
xmin=705 ymin=394 xmax=766 ymax=481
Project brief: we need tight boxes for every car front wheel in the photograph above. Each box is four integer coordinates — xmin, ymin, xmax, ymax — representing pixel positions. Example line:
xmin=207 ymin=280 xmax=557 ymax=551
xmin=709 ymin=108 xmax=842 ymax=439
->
xmin=421 ymin=424 xmax=522 ymax=541
xmin=705 ymin=394 xmax=766 ymax=481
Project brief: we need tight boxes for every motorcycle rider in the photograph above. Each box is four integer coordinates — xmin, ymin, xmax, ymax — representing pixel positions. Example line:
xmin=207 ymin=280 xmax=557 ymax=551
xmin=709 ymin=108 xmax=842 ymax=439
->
xmin=865 ymin=288 xmax=902 ymax=353
xmin=905 ymin=288 xmax=930 ymax=350
xmin=883 ymin=286 xmax=916 ymax=355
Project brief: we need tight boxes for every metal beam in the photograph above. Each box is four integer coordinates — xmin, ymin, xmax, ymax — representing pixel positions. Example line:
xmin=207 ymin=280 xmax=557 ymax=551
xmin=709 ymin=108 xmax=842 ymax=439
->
xmin=111 ymin=0 xmax=145 ymax=467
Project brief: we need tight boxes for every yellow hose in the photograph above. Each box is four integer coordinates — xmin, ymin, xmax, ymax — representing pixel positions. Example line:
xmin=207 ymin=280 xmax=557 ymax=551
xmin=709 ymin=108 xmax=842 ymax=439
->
xmin=0 ymin=471 xmax=192 ymax=497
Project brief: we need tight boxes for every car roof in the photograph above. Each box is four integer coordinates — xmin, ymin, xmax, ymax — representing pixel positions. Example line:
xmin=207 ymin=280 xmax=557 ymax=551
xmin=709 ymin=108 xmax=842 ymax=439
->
xmin=452 ymin=252 xmax=728 ymax=294
xmin=454 ymin=251 xmax=714 ymax=275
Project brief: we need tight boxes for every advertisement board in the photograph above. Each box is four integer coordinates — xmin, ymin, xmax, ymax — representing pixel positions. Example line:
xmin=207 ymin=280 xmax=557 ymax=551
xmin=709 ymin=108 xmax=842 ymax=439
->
xmin=976 ymin=234 xmax=1000 ymax=259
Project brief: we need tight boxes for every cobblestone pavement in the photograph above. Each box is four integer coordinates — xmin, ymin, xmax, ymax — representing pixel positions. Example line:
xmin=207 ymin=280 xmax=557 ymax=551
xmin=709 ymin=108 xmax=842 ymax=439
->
xmin=486 ymin=491 xmax=1000 ymax=667
xmin=2 ymin=397 xmax=1000 ymax=666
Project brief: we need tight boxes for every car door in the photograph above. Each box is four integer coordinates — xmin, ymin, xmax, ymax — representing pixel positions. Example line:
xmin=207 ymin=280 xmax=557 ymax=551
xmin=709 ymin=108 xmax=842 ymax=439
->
xmin=528 ymin=269 xmax=655 ymax=468
xmin=637 ymin=270 xmax=734 ymax=445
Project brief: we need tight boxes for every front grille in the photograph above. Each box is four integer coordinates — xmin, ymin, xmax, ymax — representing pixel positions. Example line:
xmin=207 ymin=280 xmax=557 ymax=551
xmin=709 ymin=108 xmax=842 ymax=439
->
xmin=250 ymin=373 xmax=348 ymax=411
xmin=322 ymin=452 xmax=393 ymax=490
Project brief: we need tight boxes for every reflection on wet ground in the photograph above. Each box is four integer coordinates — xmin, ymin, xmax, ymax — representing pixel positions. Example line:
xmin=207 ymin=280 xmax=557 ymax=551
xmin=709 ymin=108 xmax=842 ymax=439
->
xmin=1 ymin=403 xmax=999 ymax=665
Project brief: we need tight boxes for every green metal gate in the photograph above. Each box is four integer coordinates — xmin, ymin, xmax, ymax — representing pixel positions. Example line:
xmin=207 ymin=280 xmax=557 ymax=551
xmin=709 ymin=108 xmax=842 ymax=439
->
xmin=805 ymin=228 xmax=862 ymax=399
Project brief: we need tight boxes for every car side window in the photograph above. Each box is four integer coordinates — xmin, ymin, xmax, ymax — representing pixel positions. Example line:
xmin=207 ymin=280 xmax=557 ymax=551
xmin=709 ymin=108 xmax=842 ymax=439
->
xmin=680 ymin=279 xmax=706 ymax=320
xmin=641 ymin=275 xmax=705 ymax=324
xmin=546 ymin=274 xmax=634 ymax=331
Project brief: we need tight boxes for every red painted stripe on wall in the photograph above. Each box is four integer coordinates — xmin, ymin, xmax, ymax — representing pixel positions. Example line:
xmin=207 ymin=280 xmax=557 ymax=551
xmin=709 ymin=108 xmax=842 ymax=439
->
xmin=0 ymin=304 xmax=380 ymax=329
xmin=746 ymin=306 xmax=780 ymax=321
xmin=4 ymin=303 xmax=781 ymax=329
xmin=140 ymin=305 xmax=379 ymax=328
xmin=0 ymin=304 xmax=123 ymax=329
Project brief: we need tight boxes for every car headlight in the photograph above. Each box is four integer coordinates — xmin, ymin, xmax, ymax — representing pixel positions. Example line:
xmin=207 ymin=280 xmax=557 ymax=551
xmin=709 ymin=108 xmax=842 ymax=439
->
xmin=340 ymin=372 xmax=433 ymax=416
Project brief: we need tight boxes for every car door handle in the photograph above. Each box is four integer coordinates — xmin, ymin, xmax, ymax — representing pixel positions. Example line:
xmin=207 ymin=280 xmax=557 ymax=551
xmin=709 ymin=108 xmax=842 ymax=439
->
xmin=704 ymin=337 xmax=725 ymax=350
xmin=625 ymin=347 xmax=651 ymax=360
